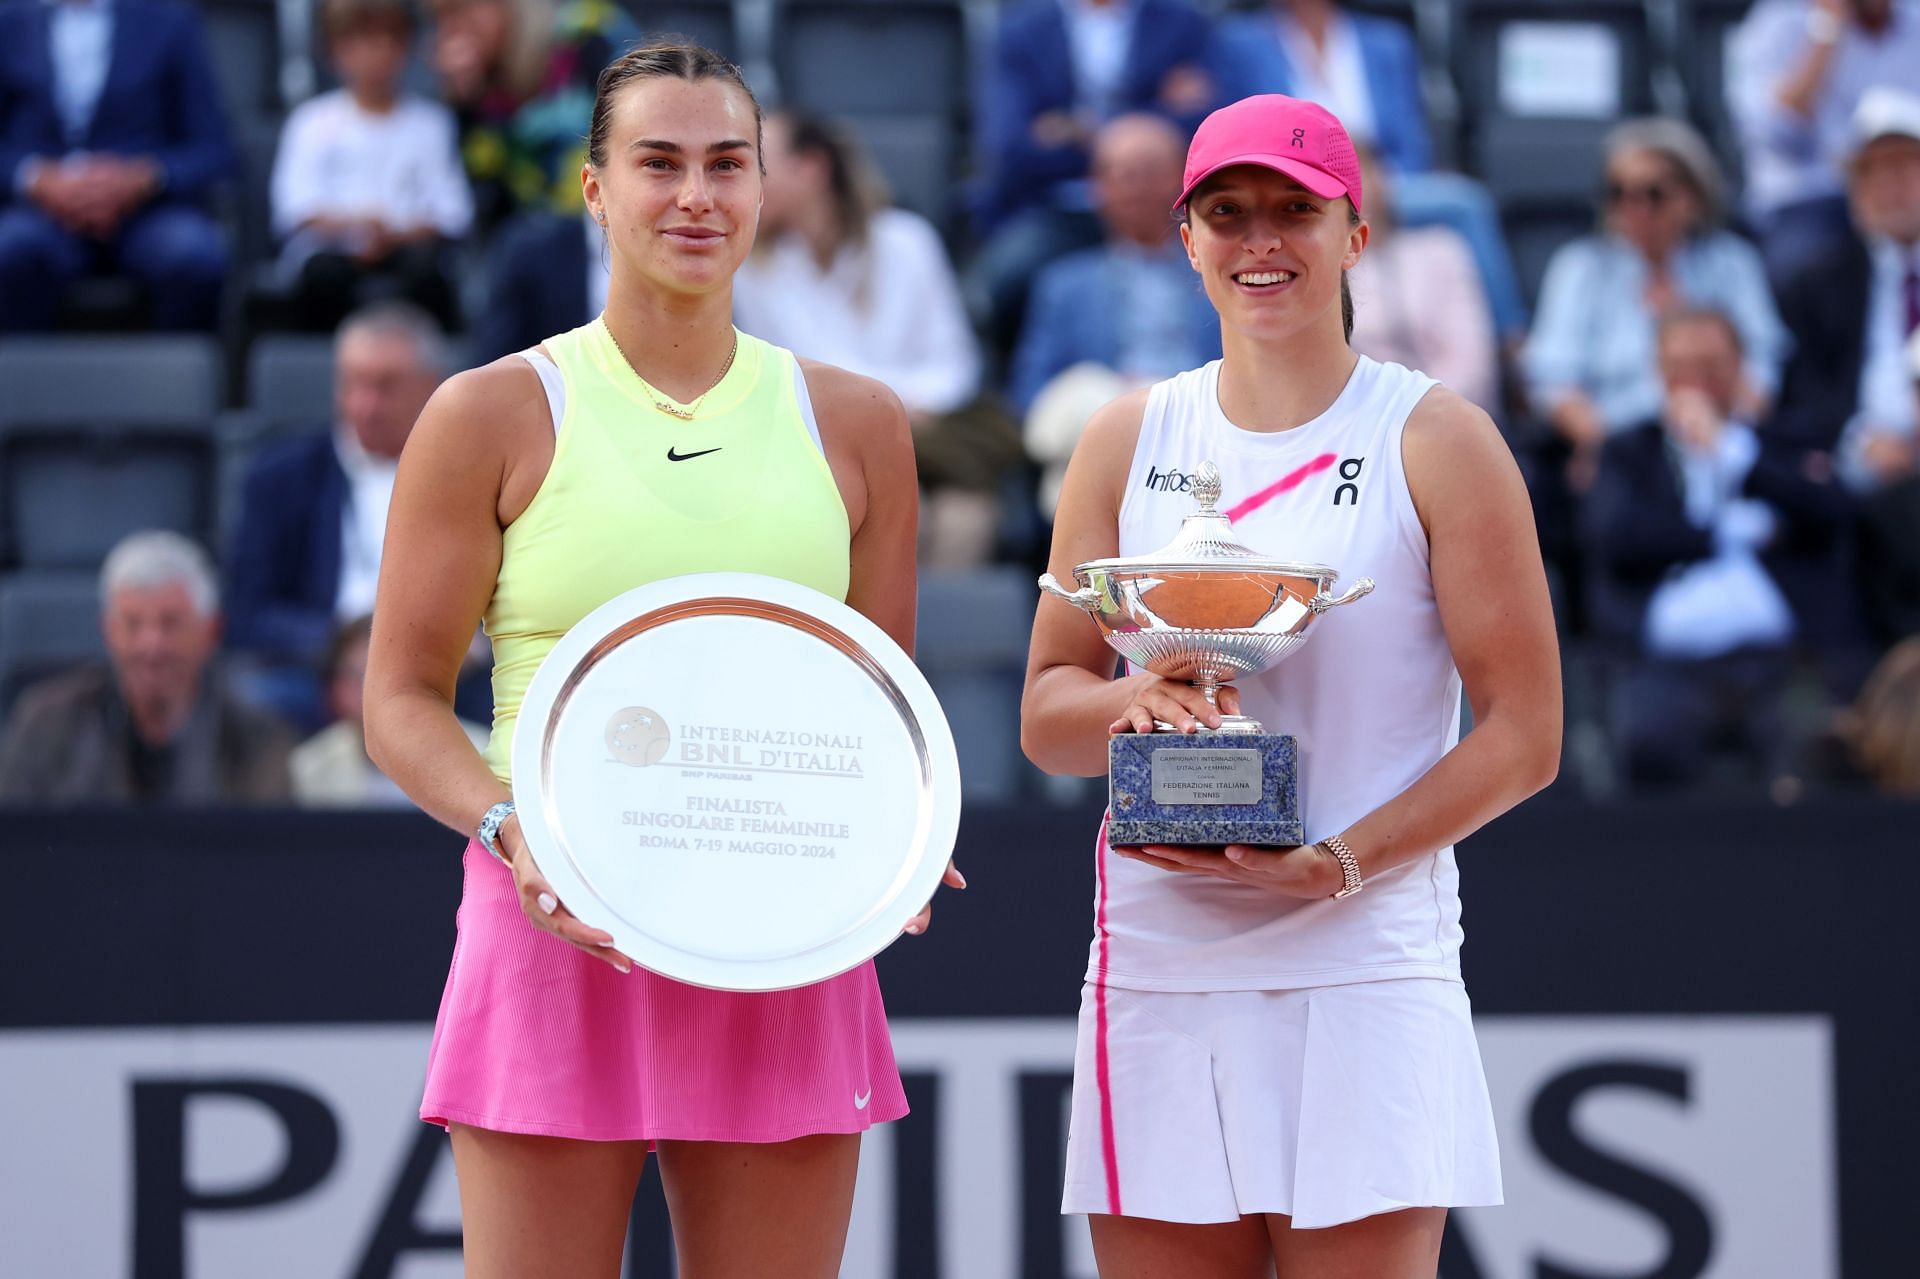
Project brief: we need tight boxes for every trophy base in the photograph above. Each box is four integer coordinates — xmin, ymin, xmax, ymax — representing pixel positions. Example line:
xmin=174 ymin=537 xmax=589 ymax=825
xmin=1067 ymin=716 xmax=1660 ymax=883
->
xmin=1107 ymin=731 xmax=1302 ymax=847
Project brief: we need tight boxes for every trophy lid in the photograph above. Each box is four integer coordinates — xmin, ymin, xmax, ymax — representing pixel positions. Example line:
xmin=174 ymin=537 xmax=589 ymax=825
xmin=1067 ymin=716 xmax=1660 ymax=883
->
xmin=1075 ymin=461 xmax=1339 ymax=578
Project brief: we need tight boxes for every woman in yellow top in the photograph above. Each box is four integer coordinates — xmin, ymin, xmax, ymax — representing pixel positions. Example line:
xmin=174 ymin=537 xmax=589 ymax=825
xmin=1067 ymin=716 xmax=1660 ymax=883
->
xmin=364 ymin=41 xmax=959 ymax=1279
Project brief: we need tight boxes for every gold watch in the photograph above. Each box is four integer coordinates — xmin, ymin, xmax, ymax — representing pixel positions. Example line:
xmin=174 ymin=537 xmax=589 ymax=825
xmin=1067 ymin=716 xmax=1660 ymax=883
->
xmin=1321 ymin=836 xmax=1363 ymax=899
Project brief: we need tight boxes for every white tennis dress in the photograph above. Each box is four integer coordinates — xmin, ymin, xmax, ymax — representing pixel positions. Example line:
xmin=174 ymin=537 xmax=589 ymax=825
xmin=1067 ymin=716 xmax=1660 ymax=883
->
xmin=1061 ymin=355 xmax=1504 ymax=1228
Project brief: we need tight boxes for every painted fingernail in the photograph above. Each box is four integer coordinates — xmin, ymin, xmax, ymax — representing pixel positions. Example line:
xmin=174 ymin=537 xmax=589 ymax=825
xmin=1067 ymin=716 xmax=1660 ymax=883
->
xmin=952 ymin=868 xmax=968 ymax=889
xmin=537 ymin=891 xmax=558 ymax=915
xmin=595 ymin=939 xmax=616 ymax=947
xmin=904 ymin=922 xmax=923 ymax=935
xmin=614 ymin=960 xmax=631 ymax=974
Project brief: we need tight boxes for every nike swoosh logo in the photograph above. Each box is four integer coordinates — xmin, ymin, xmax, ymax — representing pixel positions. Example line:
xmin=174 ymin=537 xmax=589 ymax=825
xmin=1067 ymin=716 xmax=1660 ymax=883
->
xmin=667 ymin=446 xmax=723 ymax=462
xmin=853 ymin=1089 xmax=871 ymax=1110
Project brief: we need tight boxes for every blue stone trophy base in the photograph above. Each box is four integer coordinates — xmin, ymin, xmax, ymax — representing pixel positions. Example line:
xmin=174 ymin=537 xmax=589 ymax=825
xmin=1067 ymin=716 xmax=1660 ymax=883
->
xmin=1107 ymin=731 xmax=1302 ymax=847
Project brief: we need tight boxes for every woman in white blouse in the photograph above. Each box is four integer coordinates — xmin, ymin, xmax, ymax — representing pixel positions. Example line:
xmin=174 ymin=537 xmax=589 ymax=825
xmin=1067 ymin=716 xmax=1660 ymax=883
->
xmin=734 ymin=112 xmax=1022 ymax=566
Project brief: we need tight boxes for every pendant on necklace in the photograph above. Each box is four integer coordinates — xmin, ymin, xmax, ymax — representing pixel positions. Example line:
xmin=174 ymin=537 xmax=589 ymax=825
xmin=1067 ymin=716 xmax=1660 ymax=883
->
xmin=655 ymin=402 xmax=695 ymax=420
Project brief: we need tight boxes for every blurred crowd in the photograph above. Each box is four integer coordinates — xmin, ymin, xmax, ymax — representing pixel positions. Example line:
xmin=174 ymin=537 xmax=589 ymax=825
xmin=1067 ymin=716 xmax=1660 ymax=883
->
xmin=2 ymin=0 xmax=1919 ymax=805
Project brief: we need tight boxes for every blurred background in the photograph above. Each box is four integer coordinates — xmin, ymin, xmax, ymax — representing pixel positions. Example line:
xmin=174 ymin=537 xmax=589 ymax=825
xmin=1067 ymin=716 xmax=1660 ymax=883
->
xmin=1 ymin=0 xmax=1916 ymax=1275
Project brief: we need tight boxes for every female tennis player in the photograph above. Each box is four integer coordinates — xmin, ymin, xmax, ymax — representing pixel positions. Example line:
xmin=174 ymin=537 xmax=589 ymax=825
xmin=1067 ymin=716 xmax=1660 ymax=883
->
xmin=363 ymin=41 xmax=961 ymax=1278
xmin=1022 ymin=95 xmax=1561 ymax=1277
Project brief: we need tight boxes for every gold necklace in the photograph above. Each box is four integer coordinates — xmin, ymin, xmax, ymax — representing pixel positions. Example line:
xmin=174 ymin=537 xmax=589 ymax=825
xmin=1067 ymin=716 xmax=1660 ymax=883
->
xmin=606 ymin=323 xmax=739 ymax=420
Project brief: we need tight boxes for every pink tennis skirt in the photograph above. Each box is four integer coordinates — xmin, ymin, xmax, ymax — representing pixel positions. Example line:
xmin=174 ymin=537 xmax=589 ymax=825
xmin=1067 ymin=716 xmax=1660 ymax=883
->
xmin=419 ymin=839 xmax=909 ymax=1143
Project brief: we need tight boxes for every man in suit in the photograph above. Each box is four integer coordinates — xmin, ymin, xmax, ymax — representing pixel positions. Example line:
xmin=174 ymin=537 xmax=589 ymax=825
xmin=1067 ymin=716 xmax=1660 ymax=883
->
xmin=1011 ymin=114 xmax=1218 ymax=412
xmin=1770 ymin=88 xmax=1920 ymax=638
xmin=473 ymin=209 xmax=595 ymax=364
xmin=969 ymin=0 xmax=1222 ymax=353
xmin=1583 ymin=309 xmax=1855 ymax=787
xmin=0 ymin=530 xmax=292 ymax=805
xmin=0 ymin=0 xmax=236 ymax=330
xmin=225 ymin=302 xmax=447 ymax=723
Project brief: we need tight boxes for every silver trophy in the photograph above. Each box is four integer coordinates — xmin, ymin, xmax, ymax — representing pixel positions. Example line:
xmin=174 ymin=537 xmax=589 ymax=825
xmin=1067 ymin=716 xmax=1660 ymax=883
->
xmin=1039 ymin=461 xmax=1372 ymax=845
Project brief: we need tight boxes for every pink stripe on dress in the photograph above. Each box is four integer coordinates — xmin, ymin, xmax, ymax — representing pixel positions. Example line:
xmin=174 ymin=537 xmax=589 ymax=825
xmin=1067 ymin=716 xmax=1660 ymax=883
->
xmin=1093 ymin=817 xmax=1123 ymax=1215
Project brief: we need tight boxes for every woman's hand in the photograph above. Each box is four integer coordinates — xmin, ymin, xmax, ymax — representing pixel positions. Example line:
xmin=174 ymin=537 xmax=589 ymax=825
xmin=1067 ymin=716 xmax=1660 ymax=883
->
xmin=498 ymin=815 xmax=635 ymax=973
xmin=1110 ymin=841 xmax=1342 ymax=899
xmin=1108 ymin=674 xmax=1242 ymax=736
xmin=900 ymin=861 xmax=968 ymax=937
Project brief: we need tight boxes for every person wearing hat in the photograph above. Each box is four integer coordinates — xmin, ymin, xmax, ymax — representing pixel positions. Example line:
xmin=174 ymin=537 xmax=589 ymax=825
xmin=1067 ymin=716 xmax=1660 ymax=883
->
xmin=1023 ymin=95 xmax=1559 ymax=1273
xmin=1769 ymin=87 xmax=1920 ymax=638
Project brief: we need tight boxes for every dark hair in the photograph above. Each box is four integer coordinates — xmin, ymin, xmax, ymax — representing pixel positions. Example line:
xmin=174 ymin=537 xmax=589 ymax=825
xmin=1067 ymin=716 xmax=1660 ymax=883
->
xmin=777 ymin=110 xmax=881 ymax=248
xmin=322 ymin=0 xmax=416 ymax=42
xmin=1657 ymin=305 xmax=1743 ymax=357
xmin=586 ymin=39 xmax=764 ymax=172
xmin=1176 ymin=183 xmax=1362 ymax=342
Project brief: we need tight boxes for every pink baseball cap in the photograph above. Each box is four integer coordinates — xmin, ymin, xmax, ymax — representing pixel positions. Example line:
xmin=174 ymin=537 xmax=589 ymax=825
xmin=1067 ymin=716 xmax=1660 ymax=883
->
xmin=1173 ymin=94 xmax=1364 ymax=217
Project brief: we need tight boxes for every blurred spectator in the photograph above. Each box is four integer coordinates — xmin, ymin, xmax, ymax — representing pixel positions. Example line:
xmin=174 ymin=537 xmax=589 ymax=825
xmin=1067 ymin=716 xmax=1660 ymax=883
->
xmin=475 ymin=208 xmax=596 ymax=361
xmin=1730 ymin=0 xmax=1920 ymax=288
xmin=970 ymin=0 xmax=1221 ymax=354
xmin=737 ymin=112 xmax=1019 ymax=569
xmin=0 ymin=532 xmax=293 ymax=805
xmin=226 ymin=302 xmax=448 ymax=722
xmin=1524 ymin=119 xmax=1787 ymax=494
xmin=1213 ymin=0 xmax=1526 ymax=339
xmin=1013 ymin=113 xmax=1217 ymax=514
xmin=1772 ymin=90 xmax=1920 ymax=639
xmin=271 ymin=0 xmax=472 ymax=332
xmin=1583 ymin=310 xmax=1845 ymax=789
xmin=1835 ymin=636 xmax=1920 ymax=795
xmin=1347 ymin=147 xmax=1497 ymax=412
xmin=428 ymin=0 xmax=638 ymax=233
xmin=291 ymin=615 xmax=486 ymax=807
xmin=0 ymin=0 xmax=235 ymax=331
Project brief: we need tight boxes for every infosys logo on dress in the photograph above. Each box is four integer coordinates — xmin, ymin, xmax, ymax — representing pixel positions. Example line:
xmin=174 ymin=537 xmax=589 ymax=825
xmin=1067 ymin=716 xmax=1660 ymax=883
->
xmin=1142 ymin=465 xmax=1195 ymax=493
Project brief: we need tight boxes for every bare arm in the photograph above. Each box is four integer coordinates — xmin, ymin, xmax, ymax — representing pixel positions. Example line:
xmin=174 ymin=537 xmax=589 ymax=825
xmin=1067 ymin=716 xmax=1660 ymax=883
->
xmin=802 ymin=360 xmax=919 ymax=654
xmin=1020 ymin=390 xmax=1240 ymax=777
xmin=1330 ymin=390 xmax=1562 ymax=874
xmin=363 ymin=360 xmax=532 ymax=835
xmin=362 ymin=358 xmax=630 ymax=970
xmin=1773 ymin=0 xmax=1846 ymax=121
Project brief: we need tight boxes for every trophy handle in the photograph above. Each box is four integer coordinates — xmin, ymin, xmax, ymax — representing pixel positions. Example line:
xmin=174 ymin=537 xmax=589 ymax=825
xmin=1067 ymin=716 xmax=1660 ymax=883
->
xmin=1038 ymin=573 xmax=1103 ymax=614
xmin=1309 ymin=577 xmax=1375 ymax=612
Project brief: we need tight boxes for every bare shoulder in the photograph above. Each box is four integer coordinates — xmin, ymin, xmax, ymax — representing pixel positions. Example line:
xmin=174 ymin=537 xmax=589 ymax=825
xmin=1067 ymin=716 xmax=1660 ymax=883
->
xmin=415 ymin=356 xmax=549 ymax=441
xmin=1401 ymin=384 xmax=1528 ymax=528
xmin=798 ymin=358 xmax=910 ymax=449
xmin=400 ymin=355 xmax=553 ymax=502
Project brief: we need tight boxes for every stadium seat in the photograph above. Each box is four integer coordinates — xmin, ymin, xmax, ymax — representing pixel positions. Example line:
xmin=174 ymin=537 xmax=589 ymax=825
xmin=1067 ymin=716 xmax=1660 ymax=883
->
xmin=1454 ymin=0 xmax=1654 ymax=212
xmin=775 ymin=0 xmax=966 ymax=118
xmin=617 ymin=0 xmax=741 ymax=58
xmin=0 ymin=570 xmax=104 ymax=718
xmin=773 ymin=1 xmax=969 ymax=223
xmin=247 ymin=335 xmax=336 ymax=429
xmin=1675 ymin=0 xmax=1759 ymax=176
xmin=915 ymin=567 xmax=1042 ymax=803
xmin=0 ymin=337 xmax=223 ymax=430
xmin=197 ymin=0 xmax=284 ymax=120
xmin=0 ymin=428 xmax=216 ymax=570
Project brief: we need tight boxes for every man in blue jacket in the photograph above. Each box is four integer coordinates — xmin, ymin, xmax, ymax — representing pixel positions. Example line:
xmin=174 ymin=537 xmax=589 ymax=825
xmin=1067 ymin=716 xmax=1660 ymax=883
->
xmin=970 ymin=0 xmax=1222 ymax=351
xmin=226 ymin=302 xmax=447 ymax=726
xmin=0 ymin=0 xmax=236 ymax=330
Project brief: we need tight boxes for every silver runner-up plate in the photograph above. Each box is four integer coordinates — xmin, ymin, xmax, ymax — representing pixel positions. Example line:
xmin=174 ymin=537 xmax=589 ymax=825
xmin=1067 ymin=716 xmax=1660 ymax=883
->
xmin=511 ymin=572 xmax=962 ymax=992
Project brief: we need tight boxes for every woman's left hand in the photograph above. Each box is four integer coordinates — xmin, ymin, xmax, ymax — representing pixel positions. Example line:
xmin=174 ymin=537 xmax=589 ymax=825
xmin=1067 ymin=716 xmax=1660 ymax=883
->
xmin=900 ymin=860 xmax=968 ymax=937
xmin=1112 ymin=842 xmax=1342 ymax=899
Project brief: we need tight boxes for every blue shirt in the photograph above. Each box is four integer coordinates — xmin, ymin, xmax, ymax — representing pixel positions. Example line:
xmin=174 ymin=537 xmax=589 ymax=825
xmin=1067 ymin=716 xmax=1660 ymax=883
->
xmin=48 ymin=0 xmax=114 ymax=145
xmin=1730 ymin=0 xmax=1920 ymax=218
xmin=1522 ymin=231 xmax=1790 ymax=433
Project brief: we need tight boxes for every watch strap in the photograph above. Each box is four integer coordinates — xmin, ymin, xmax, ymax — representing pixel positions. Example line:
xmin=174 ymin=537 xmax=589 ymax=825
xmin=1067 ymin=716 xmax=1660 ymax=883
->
xmin=1322 ymin=835 xmax=1363 ymax=899
xmin=477 ymin=800 xmax=517 ymax=866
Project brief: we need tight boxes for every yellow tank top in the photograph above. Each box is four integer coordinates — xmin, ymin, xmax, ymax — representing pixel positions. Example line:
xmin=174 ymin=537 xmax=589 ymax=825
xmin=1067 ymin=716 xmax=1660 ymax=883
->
xmin=482 ymin=319 xmax=851 ymax=785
